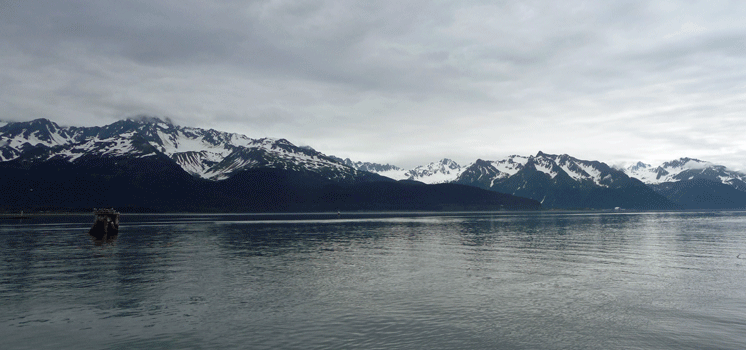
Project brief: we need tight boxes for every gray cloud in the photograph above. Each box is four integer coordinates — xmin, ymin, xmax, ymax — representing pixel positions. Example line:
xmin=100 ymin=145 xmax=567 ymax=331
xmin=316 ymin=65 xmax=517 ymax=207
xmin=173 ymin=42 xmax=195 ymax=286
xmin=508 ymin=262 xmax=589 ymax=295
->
xmin=2 ymin=0 xmax=746 ymax=169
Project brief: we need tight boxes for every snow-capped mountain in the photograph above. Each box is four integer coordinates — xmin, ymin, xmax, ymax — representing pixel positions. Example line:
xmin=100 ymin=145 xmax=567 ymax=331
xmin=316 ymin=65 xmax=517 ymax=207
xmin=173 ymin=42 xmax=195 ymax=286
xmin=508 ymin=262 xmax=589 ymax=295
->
xmin=7 ymin=117 xmax=742 ymax=210
xmin=450 ymin=151 xmax=672 ymax=209
xmin=341 ymin=158 xmax=466 ymax=184
xmin=537 ymin=152 xmax=628 ymax=187
xmin=348 ymin=151 xmax=670 ymax=209
xmin=456 ymin=152 xmax=631 ymax=190
xmin=342 ymin=151 xmax=671 ymax=208
xmin=402 ymin=158 xmax=465 ymax=184
xmin=0 ymin=118 xmax=81 ymax=161
xmin=624 ymin=158 xmax=746 ymax=191
xmin=0 ymin=117 xmax=542 ymax=213
xmin=453 ymin=156 xmax=528 ymax=189
xmin=359 ymin=152 xmax=628 ymax=189
xmin=0 ymin=117 xmax=370 ymax=182
xmin=329 ymin=157 xmax=410 ymax=181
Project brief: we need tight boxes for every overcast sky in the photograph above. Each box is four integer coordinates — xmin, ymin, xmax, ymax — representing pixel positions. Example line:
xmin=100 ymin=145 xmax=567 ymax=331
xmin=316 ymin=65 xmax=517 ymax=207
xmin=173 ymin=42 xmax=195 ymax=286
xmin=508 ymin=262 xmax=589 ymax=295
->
xmin=2 ymin=1 xmax=746 ymax=169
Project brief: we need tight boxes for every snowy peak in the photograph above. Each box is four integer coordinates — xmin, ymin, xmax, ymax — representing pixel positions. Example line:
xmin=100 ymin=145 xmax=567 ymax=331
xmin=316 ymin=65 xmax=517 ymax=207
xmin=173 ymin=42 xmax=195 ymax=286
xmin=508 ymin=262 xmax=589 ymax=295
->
xmin=491 ymin=155 xmax=529 ymax=178
xmin=405 ymin=158 xmax=465 ymax=184
xmin=626 ymin=157 xmax=712 ymax=184
xmin=455 ymin=159 xmax=505 ymax=189
xmin=624 ymin=157 xmax=746 ymax=190
xmin=337 ymin=157 xmax=467 ymax=183
xmin=98 ymin=117 xmax=253 ymax=154
xmin=626 ymin=161 xmax=651 ymax=173
xmin=0 ymin=118 xmax=81 ymax=161
xmin=526 ymin=154 xmax=561 ymax=179
xmin=661 ymin=157 xmax=708 ymax=170
xmin=528 ymin=152 xmax=621 ymax=187
xmin=457 ymin=152 xmax=610 ymax=190
xmin=340 ymin=158 xmax=403 ymax=173
xmin=451 ymin=152 xmax=660 ymax=209
xmin=346 ymin=156 xmax=529 ymax=185
xmin=335 ymin=158 xmax=409 ymax=180
xmin=0 ymin=118 xmax=78 ymax=149
xmin=143 ymin=126 xmax=358 ymax=181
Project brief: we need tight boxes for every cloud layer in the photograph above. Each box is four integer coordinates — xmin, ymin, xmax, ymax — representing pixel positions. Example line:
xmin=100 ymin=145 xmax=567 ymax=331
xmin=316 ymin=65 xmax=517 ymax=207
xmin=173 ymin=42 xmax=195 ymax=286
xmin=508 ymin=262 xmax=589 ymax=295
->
xmin=2 ymin=1 xmax=746 ymax=169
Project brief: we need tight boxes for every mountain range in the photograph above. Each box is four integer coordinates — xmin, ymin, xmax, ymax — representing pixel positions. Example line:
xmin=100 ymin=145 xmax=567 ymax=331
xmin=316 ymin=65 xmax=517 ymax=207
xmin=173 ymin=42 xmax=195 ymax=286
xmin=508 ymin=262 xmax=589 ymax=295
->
xmin=3 ymin=117 xmax=745 ymax=211
xmin=0 ymin=118 xmax=540 ymax=212
xmin=0 ymin=117 xmax=366 ymax=182
xmin=350 ymin=154 xmax=746 ymax=209
xmin=348 ymin=153 xmax=673 ymax=209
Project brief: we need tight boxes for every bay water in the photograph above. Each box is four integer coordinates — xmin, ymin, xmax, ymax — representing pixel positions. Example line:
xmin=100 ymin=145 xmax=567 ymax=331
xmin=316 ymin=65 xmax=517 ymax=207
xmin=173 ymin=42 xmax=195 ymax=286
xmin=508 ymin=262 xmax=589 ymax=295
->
xmin=2 ymin=211 xmax=746 ymax=349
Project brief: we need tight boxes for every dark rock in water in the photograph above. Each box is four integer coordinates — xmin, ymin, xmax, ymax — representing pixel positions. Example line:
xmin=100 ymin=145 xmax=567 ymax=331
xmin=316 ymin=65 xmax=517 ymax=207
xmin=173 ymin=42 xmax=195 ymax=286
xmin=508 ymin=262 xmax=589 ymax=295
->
xmin=89 ymin=209 xmax=119 ymax=240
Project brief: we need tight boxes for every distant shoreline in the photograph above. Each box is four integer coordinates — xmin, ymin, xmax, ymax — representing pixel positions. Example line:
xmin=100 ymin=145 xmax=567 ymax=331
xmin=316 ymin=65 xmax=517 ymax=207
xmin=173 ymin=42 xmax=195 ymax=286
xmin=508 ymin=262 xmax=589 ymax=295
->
xmin=0 ymin=212 xmax=91 ymax=217
xmin=3 ymin=208 xmax=739 ymax=217
xmin=3 ymin=207 xmax=745 ymax=220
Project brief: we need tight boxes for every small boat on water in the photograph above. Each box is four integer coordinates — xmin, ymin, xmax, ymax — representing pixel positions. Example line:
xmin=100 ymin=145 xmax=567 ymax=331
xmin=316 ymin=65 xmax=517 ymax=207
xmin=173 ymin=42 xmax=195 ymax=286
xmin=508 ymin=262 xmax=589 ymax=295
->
xmin=89 ymin=208 xmax=120 ymax=240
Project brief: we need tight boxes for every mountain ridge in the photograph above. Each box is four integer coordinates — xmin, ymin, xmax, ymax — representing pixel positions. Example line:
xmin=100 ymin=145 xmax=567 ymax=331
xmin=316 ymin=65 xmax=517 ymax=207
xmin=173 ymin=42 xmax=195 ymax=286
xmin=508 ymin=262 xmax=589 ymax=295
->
xmin=0 ymin=117 xmax=540 ymax=212
xmin=5 ymin=117 xmax=746 ymax=210
xmin=0 ymin=117 xmax=370 ymax=182
xmin=354 ymin=154 xmax=746 ymax=209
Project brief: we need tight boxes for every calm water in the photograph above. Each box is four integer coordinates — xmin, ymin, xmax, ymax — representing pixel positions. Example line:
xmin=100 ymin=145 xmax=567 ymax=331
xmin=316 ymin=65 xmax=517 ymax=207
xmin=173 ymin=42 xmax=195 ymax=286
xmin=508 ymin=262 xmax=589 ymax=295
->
xmin=3 ymin=211 xmax=746 ymax=349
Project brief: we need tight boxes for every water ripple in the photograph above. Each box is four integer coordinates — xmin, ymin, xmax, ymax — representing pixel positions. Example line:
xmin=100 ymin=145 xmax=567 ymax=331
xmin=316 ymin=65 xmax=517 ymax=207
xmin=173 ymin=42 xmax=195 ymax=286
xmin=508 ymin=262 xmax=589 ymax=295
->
xmin=3 ymin=211 xmax=746 ymax=349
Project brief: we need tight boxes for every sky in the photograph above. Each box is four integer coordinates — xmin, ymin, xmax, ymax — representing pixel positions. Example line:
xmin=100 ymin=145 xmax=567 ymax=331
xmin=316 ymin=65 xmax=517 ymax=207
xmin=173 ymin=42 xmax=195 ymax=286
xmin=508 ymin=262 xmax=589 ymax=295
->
xmin=2 ymin=1 xmax=746 ymax=170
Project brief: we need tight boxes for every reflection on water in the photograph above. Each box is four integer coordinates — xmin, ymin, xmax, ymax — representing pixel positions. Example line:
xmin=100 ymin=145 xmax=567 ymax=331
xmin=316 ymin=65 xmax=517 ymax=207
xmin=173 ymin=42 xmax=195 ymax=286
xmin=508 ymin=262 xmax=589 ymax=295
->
xmin=2 ymin=211 xmax=746 ymax=349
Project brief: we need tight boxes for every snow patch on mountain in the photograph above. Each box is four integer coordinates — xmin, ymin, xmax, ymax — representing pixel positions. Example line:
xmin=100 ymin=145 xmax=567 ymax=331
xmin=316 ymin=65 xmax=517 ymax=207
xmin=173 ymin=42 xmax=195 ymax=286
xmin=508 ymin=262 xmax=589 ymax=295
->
xmin=536 ymin=153 xmax=614 ymax=187
xmin=576 ymin=163 xmax=603 ymax=185
xmin=172 ymin=151 xmax=226 ymax=178
xmin=624 ymin=162 xmax=662 ymax=184
xmin=331 ymin=157 xmax=410 ymax=180
xmin=2 ymin=122 xmax=78 ymax=150
xmin=375 ymin=169 xmax=410 ymax=181
xmin=493 ymin=156 xmax=528 ymax=177
xmin=28 ymin=134 xmax=145 ymax=163
xmin=532 ymin=156 xmax=558 ymax=179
